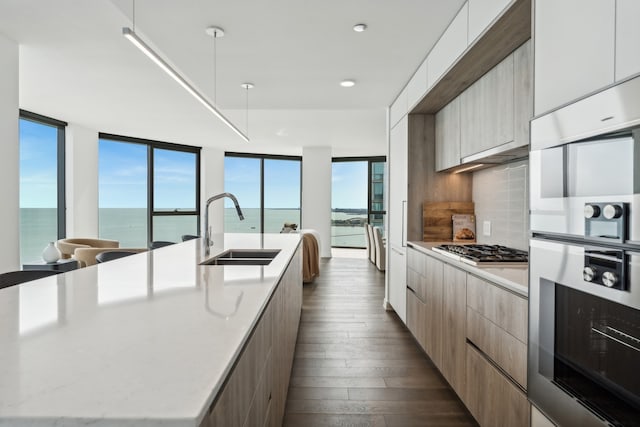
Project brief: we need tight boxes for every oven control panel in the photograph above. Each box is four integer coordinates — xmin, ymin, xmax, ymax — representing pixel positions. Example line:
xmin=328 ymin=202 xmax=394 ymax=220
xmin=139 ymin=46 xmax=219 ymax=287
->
xmin=583 ymin=248 xmax=627 ymax=291
xmin=584 ymin=202 xmax=628 ymax=243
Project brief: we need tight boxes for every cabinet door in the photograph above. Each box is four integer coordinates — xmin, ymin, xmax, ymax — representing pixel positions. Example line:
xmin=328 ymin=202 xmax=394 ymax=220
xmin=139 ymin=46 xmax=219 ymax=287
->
xmin=441 ymin=264 xmax=467 ymax=397
xmin=388 ymin=116 xmax=408 ymax=323
xmin=388 ymin=117 xmax=408 ymax=249
xmin=534 ymin=0 xmax=615 ymax=115
xmin=427 ymin=3 xmax=469 ymax=88
xmin=389 ymin=247 xmax=407 ymax=323
xmin=460 ymin=54 xmax=514 ymax=158
xmin=390 ymin=87 xmax=408 ymax=129
xmin=435 ymin=97 xmax=461 ymax=171
xmin=467 ymin=0 xmax=511 ymax=44
xmin=513 ymin=40 xmax=532 ymax=149
xmin=424 ymin=256 xmax=444 ymax=370
xmin=466 ymin=344 xmax=530 ymax=427
xmin=616 ymin=0 xmax=640 ymax=81
xmin=407 ymin=60 xmax=428 ymax=110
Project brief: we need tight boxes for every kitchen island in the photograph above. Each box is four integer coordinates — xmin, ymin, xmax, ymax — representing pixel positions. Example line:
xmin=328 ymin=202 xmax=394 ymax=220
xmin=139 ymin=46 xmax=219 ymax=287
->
xmin=0 ymin=233 xmax=302 ymax=427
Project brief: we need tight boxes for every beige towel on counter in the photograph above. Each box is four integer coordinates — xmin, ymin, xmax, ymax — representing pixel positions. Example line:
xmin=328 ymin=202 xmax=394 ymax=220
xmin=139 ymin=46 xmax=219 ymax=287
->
xmin=302 ymin=233 xmax=320 ymax=283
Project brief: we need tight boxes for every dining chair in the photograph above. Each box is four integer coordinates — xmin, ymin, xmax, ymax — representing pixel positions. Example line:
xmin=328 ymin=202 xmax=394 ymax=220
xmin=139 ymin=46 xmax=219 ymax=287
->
xmin=149 ymin=241 xmax=175 ymax=249
xmin=95 ymin=251 xmax=139 ymax=264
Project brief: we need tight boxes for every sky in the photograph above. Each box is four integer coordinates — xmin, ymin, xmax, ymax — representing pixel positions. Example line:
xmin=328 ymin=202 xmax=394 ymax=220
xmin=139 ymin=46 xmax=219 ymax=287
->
xmin=223 ymin=157 xmax=370 ymax=211
xmin=20 ymin=118 xmax=373 ymax=212
xmin=19 ymin=118 xmax=197 ymax=210
xmin=224 ymin=156 xmax=302 ymax=209
xmin=332 ymin=161 xmax=368 ymax=209
xmin=98 ymin=140 xmax=196 ymax=209
xmin=19 ymin=119 xmax=58 ymax=208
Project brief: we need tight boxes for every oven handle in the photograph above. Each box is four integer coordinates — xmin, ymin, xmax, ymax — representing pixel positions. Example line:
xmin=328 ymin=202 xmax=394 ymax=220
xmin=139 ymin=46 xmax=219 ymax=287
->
xmin=591 ymin=327 xmax=640 ymax=352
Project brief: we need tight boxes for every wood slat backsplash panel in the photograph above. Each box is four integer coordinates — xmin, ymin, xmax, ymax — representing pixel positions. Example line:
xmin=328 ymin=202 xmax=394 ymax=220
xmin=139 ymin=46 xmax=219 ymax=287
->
xmin=423 ymin=201 xmax=475 ymax=241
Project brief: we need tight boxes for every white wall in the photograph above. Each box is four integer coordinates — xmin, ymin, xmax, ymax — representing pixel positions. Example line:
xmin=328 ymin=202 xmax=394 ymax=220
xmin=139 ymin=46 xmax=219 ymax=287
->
xmin=66 ymin=124 xmax=98 ymax=237
xmin=201 ymin=147 xmax=225 ymax=236
xmin=302 ymin=146 xmax=332 ymax=258
xmin=0 ymin=33 xmax=19 ymax=272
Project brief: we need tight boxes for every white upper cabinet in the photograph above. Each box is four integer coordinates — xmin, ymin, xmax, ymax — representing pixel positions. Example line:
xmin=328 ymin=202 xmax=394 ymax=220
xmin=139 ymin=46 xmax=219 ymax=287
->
xmin=534 ymin=0 xmax=615 ymax=115
xmin=467 ymin=0 xmax=511 ymax=43
xmin=390 ymin=86 xmax=408 ymax=129
xmin=407 ymin=60 xmax=428 ymax=110
xmin=427 ymin=3 xmax=469 ymax=89
xmin=616 ymin=0 xmax=640 ymax=81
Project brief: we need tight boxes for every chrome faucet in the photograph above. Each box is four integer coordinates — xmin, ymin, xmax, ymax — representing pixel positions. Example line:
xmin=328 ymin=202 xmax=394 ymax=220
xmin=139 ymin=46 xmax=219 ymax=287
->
xmin=204 ymin=192 xmax=244 ymax=254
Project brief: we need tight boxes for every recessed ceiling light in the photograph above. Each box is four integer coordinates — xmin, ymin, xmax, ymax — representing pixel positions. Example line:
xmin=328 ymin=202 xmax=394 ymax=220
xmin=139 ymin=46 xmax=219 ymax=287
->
xmin=340 ymin=80 xmax=356 ymax=88
xmin=353 ymin=23 xmax=367 ymax=32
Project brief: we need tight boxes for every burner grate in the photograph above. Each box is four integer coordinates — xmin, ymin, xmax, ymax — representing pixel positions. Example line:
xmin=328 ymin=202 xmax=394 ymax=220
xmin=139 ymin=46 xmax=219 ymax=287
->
xmin=434 ymin=244 xmax=528 ymax=265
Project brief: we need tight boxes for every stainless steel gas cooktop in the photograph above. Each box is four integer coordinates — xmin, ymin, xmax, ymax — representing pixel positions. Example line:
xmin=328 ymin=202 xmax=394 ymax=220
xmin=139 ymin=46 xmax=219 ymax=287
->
xmin=432 ymin=244 xmax=529 ymax=266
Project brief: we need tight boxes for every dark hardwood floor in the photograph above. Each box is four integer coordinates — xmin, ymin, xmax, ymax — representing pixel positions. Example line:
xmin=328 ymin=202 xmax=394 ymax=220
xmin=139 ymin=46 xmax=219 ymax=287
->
xmin=283 ymin=255 xmax=478 ymax=427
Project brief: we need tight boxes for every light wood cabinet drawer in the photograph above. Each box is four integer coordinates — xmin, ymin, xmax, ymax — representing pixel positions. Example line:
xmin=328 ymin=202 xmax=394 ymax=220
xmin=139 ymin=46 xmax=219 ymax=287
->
xmin=407 ymin=268 xmax=427 ymax=302
xmin=243 ymin=350 xmax=273 ymax=427
xmin=466 ymin=308 xmax=527 ymax=388
xmin=466 ymin=274 xmax=527 ymax=343
xmin=406 ymin=287 xmax=427 ymax=350
xmin=407 ymin=247 xmax=427 ymax=276
xmin=465 ymin=344 xmax=530 ymax=427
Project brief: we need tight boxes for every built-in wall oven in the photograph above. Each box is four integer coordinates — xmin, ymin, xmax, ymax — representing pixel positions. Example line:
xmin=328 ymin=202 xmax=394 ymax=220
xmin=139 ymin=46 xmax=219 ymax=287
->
xmin=529 ymin=75 xmax=640 ymax=427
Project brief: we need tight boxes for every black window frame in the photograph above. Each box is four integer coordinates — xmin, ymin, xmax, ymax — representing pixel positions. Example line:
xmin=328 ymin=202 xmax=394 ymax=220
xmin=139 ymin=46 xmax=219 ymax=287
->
xmin=224 ymin=152 xmax=303 ymax=233
xmin=98 ymin=133 xmax=201 ymax=246
xmin=19 ymin=109 xmax=67 ymax=240
xmin=331 ymin=156 xmax=387 ymax=248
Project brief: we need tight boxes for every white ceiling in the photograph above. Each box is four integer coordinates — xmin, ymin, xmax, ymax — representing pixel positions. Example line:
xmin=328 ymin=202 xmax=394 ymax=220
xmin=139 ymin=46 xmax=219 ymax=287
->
xmin=0 ymin=0 xmax=465 ymax=156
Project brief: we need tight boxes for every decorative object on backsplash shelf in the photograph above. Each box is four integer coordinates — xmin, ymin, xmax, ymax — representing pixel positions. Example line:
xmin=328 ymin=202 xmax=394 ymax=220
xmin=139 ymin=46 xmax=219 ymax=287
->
xmin=452 ymin=214 xmax=476 ymax=242
xmin=41 ymin=242 xmax=61 ymax=263
xmin=423 ymin=201 xmax=475 ymax=242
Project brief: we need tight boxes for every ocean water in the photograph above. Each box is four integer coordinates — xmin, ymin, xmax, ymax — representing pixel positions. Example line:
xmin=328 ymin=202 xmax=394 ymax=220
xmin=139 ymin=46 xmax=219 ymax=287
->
xmin=19 ymin=207 xmax=373 ymax=263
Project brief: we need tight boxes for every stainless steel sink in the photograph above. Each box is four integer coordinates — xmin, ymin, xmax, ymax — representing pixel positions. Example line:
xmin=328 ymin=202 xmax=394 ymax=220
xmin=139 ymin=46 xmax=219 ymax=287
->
xmin=201 ymin=249 xmax=281 ymax=266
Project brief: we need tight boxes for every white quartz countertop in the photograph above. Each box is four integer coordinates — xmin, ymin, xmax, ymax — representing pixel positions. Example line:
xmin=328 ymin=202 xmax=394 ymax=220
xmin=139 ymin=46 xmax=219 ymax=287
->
xmin=0 ymin=233 xmax=301 ymax=427
xmin=408 ymin=241 xmax=528 ymax=297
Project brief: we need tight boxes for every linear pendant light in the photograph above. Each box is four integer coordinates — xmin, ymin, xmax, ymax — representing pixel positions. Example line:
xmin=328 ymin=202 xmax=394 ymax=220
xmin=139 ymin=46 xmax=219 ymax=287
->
xmin=122 ymin=27 xmax=249 ymax=142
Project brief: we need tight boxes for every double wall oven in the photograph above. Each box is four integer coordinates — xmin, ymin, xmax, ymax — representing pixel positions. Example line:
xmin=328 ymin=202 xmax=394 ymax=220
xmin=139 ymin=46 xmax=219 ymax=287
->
xmin=529 ymin=76 xmax=640 ymax=427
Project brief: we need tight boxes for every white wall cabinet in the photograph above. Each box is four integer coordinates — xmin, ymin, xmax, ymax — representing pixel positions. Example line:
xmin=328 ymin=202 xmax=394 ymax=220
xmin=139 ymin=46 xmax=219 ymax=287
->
xmin=407 ymin=60 xmax=428 ymax=110
xmin=615 ymin=0 xmax=640 ymax=81
xmin=435 ymin=97 xmax=461 ymax=171
xmin=387 ymin=116 xmax=408 ymax=322
xmin=390 ymin=87 xmax=408 ymax=129
xmin=427 ymin=3 xmax=469 ymax=89
xmin=467 ymin=0 xmax=511 ymax=43
xmin=534 ymin=0 xmax=615 ymax=115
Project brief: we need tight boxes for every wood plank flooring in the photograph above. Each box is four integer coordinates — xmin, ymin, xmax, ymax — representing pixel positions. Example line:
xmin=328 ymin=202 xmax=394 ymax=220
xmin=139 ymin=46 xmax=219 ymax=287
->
xmin=283 ymin=256 xmax=478 ymax=427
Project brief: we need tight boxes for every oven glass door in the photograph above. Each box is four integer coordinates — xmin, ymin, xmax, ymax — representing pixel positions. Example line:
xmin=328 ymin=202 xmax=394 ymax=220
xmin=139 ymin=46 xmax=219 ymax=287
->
xmin=530 ymin=128 xmax=640 ymax=241
xmin=551 ymin=284 xmax=640 ymax=425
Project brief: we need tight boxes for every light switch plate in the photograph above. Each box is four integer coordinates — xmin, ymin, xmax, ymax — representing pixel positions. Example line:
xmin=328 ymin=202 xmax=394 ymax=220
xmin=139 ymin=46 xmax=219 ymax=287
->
xmin=483 ymin=221 xmax=491 ymax=237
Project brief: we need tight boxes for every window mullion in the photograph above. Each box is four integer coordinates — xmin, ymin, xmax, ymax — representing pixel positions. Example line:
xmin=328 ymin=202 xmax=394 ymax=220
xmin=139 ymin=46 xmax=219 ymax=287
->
xmin=147 ymin=146 xmax=154 ymax=246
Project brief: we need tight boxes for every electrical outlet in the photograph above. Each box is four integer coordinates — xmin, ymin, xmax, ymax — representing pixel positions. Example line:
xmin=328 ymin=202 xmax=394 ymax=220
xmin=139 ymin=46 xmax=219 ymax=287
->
xmin=483 ymin=221 xmax=491 ymax=237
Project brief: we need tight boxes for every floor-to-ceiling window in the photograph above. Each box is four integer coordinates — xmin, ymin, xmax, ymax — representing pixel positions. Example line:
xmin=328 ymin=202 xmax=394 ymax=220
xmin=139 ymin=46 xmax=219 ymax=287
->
xmin=224 ymin=153 xmax=301 ymax=233
xmin=19 ymin=111 xmax=66 ymax=263
xmin=331 ymin=157 xmax=386 ymax=248
xmin=98 ymin=134 xmax=200 ymax=247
